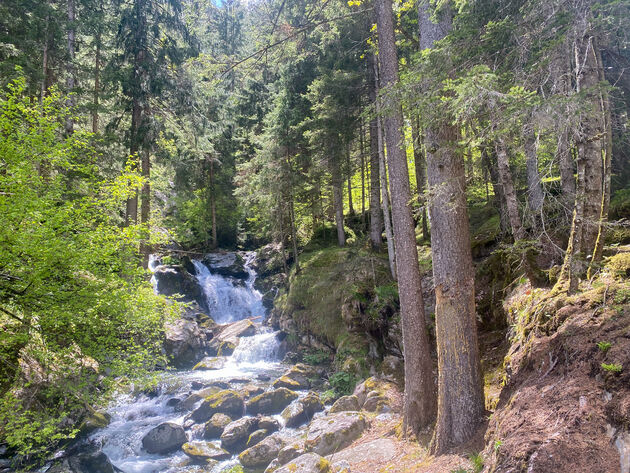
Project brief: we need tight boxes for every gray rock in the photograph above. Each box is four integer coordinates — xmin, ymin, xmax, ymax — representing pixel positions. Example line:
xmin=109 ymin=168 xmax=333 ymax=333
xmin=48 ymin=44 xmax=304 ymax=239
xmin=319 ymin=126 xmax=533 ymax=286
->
xmin=67 ymin=451 xmax=115 ymax=473
xmin=164 ymin=318 xmax=206 ymax=369
xmin=246 ymin=388 xmax=298 ymax=415
xmin=190 ymin=390 xmax=245 ymax=423
xmin=258 ymin=416 xmax=280 ymax=433
xmin=239 ymin=433 xmax=285 ymax=469
xmin=192 ymin=357 xmax=227 ymax=371
xmin=329 ymin=395 xmax=360 ymax=414
xmin=220 ymin=417 xmax=259 ymax=452
xmin=277 ymin=443 xmax=307 ymax=465
xmin=362 ymin=390 xmax=391 ymax=413
xmin=247 ymin=428 xmax=270 ymax=447
xmin=203 ymin=413 xmax=232 ymax=439
xmin=326 ymin=438 xmax=396 ymax=466
xmin=274 ymin=453 xmax=333 ymax=473
xmin=305 ymin=412 xmax=367 ymax=456
xmin=141 ymin=422 xmax=187 ymax=454
xmin=272 ymin=364 xmax=316 ymax=390
xmin=281 ymin=392 xmax=324 ymax=428
xmin=182 ymin=441 xmax=230 ymax=462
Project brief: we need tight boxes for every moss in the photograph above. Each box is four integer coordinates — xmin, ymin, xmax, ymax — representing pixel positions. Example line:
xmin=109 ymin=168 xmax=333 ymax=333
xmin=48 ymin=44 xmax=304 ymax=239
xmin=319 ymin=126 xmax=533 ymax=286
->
xmin=206 ymin=390 xmax=241 ymax=407
xmin=605 ymin=253 xmax=630 ymax=277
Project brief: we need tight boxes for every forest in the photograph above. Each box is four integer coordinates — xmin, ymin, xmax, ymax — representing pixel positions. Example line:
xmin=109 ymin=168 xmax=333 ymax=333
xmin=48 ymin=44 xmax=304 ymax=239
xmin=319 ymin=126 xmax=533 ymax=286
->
xmin=1 ymin=0 xmax=629 ymax=471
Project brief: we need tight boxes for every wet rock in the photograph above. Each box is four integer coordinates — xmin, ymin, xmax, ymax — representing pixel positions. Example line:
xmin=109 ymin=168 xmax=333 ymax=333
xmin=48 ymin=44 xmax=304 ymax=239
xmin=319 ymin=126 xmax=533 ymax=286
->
xmin=190 ymin=390 xmax=245 ymax=423
xmin=220 ymin=417 xmax=259 ymax=452
xmin=164 ymin=318 xmax=206 ymax=369
xmin=247 ymin=388 xmax=299 ymax=415
xmin=274 ymin=453 xmax=332 ymax=473
xmin=272 ymin=364 xmax=314 ymax=390
xmin=142 ymin=422 xmax=187 ymax=454
xmin=153 ymin=265 xmax=205 ymax=309
xmin=182 ymin=441 xmax=231 ymax=462
xmin=166 ymin=397 xmax=181 ymax=408
xmin=206 ymin=339 xmax=236 ymax=357
xmin=329 ymin=395 xmax=360 ymax=414
xmin=258 ymin=416 xmax=280 ymax=433
xmin=281 ymin=392 xmax=324 ymax=428
xmin=229 ymin=377 xmax=250 ymax=384
xmin=67 ymin=451 xmax=115 ymax=473
xmin=179 ymin=386 xmax=221 ymax=412
xmin=192 ymin=357 xmax=227 ymax=371
xmin=247 ymin=428 xmax=270 ymax=447
xmin=215 ymin=319 xmax=257 ymax=345
xmin=241 ymin=384 xmax=265 ymax=398
xmin=203 ymin=252 xmax=249 ymax=280
xmin=78 ymin=411 xmax=111 ymax=436
xmin=305 ymin=412 xmax=368 ymax=456
xmin=203 ymin=413 xmax=232 ymax=439
xmin=239 ymin=433 xmax=285 ymax=469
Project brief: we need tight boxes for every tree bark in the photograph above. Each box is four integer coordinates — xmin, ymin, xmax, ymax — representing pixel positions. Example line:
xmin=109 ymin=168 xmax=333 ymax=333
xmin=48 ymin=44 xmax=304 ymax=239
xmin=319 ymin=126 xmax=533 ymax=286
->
xmin=209 ymin=158 xmax=217 ymax=248
xmin=347 ymin=143 xmax=354 ymax=215
xmin=92 ymin=33 xmax=101 ymax=134
xmin=524 ymin=128 xmax=544 ymax=220
xmin=495 ymin=140 xmax=526 ymax=240
xmin=140 ymin=147 xmax=151 ymax=268
xmin=289 ymin=198 xmax=300 ymax=272
xmin=482 ymin=145 xmax=509 ymax=234
xmin=360 ymin=124 xmax=366 ymax=227
xmin=419 ymin=0 xmax=484 ymax=452
xmin=378 ymin=114 xmax=396 ymax=279
xmin=368 ymin=53 xmax=383 ymax=251
xmin=553 ymin=51 xmax=576 ymax=208
xmin=376 ymin=0 xmax=436 ymax=435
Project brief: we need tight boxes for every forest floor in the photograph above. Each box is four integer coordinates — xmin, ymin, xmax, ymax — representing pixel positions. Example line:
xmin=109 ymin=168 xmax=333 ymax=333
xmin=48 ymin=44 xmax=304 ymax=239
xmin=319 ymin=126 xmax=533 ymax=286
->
xmin=327 ymin=268 xmax=630 ymax=473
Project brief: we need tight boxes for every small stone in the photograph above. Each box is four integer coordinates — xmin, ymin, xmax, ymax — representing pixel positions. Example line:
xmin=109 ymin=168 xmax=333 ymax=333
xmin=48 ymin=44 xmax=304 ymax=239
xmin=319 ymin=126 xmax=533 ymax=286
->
xmin=182 ymin=441 xmax=230 ymax=462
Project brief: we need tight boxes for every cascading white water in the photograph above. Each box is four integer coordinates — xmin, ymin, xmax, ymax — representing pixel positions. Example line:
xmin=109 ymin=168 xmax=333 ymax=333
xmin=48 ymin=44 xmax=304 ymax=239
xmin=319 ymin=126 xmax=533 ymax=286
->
xmin=192 ymin=253 xmax=266 ymax=323
xmin=90 ymin=252 xmax=287 ymax=473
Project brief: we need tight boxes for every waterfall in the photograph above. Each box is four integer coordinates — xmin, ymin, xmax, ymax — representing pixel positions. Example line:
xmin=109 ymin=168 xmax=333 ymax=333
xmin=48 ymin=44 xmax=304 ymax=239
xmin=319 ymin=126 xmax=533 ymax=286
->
xmin=192 ymin=252 xmax=266 ymax=323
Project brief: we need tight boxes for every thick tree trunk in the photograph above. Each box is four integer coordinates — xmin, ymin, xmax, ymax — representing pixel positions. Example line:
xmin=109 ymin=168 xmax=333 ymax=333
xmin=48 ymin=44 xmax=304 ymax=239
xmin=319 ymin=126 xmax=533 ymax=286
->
xmin=524 ymin=129 xmax=544 ymax=220
xmin=331 ymin=157 xmax=346 ymax=247
xmin=368 ymin=54 xmax=383 ymax=251
xmin=419 ymin=1 xmax=484 ymax=452
xmin=376 ymin=0 xmax=436 ymax=435
xmin=65 ymin=0 xmax=76 ymax=135
xmin=411 ymin=114 xmax=428 ymax=240
xmin=495 ymin=141 xmax=526 ymax=240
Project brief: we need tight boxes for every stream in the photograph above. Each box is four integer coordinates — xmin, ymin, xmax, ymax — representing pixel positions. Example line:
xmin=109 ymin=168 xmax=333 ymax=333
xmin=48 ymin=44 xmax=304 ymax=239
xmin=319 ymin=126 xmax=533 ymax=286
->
xmin=90 ymin=253 xmax=290 ymax=473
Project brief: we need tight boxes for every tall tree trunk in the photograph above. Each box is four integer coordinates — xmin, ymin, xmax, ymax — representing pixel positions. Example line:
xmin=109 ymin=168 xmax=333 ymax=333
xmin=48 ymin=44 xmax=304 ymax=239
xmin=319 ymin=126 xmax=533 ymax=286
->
xmin=524 ymin=128 xmax=544 ymax=221
xmin=419 ymin=1 xmax=484 ymax=453
xmin=588 ymin=44 xmax=612 ymax=278
xmin=411 ymin=114 xmax=428 ymax=240
xmin=378 ymin=114 xmax=396 ymax=279
xmin=65 ymin=0 xmax=76 ymax=135
xmin=368 ymin=53 xmax=383 ymax=251
xmin=482 ymin=146 xmax=509 ymax=234
xmin=347 ymin=143 xmax=354 ymax=215
xmin=495 ymin=140 xmax=526 ymax=240
xmin=125 ymin=96 xmax=142 ymax=226
xmin=376 ymin=0 xmax=436 ymax=435
xmin=554 ymin=50 xmax=576 ymax=208
xmin=209 ymin=158 xmax=217 ymax=249
xmin=289 ymin=199 xmax=300 ymax=272
xmin=92 ymin=33 xmax=101 ymax=134
xmin=360 ymin=123 xmax=366 ymax=228
xmin=40 ymin=12 xmax=50 ymax=103
xmin=331 ymin=156 xmax=346 ymax=247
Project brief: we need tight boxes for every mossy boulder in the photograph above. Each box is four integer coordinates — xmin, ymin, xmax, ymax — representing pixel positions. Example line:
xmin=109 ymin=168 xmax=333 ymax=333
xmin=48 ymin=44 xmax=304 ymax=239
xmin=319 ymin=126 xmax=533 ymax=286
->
xmin=241 ymin=384 xmax=265 ymax=398
xmin=258 ymin=416 xmax=280 ymax=433
xmin=271 ymin=364 xmax=315 ymax=390
xmin=203 ymin=413 xmax=232 ymax=439
xmin=273 ymin=453 xmax=332 ymax=473
xmin=605 ymin=252 xmax=630 ymax=277
xmin=78 ymin=410 xmax=111 ymax=436
xmin=190 ymin=390 xmax=245 ymax=423
xmin=207 ymin=339 xmax=237 ymax=357
xmin=246 ymin=388 xmax=298 ymax=415
xmin=179 ymin=386 xmax=222 ymax=412
xmin=238 ymin=433 xmax=285 ymax=469
xmin=246 ymin=428 xmax=270 ymax=447
xmin=220 ymin=417 xmax=259 ymax=453
xmin=182 ymin=441 xmax=230 ymax=462
xmin=281 ymin=392 xmax=324 ymax=428
xmin=304 ymin=411 xmax=367 ymax=456
xmin=141 ymin=422 xmax=187 ymax=454
xmin=193 ymin=356 xmax=227 ymax=371
xmin=328 ymin=395 xmax=360 ymax=414
xmin=352 ymin=377 xmax=395 ymax=407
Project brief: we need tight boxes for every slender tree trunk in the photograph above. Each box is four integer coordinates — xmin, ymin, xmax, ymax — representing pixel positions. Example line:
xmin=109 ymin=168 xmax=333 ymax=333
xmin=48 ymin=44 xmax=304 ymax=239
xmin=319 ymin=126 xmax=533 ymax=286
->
xmin=126 ymin=96 xmax=142 ymax=226
xmin=554 ymin=51 xmax=576 ymax=208
xmin=378 ymin=114 xmax=396 ymax=279
xmin=40 ymin=13 xmax=50 ymax=103
xmin=376 ymin=0 xmax=436 ymax=435
xmin=419 ymin=1 xmax=484 ymax=452
xmin=524 ymin=128 xmax=544 ymax=220
xmin=411 ymin=114 xmax=428 ymax=240
xmin=368 ymin=53 xmax=383 ymax=251
xmin=496 ymin=140 xmax=526 ymax=240
xmin=360 ymin=124 xmax=366 ymax=228
xmin=278 ymin=204 xmax=289 ymax=276
xmin=331 ymin=156 xmax=346 ymax=247
xmin=482 ymin=146 xmax=509 ymax=234
xmin=140 ymin=146 xmax=151 ymax=267
xmin=289 ymin=199 xmax=300 ymax=272
xmin=209 ymin=158 xmax=217 ymax=248
xmin=92 ymin=33 xmax=101 ymax=134
xmin=65 ymin=0 xmax=76 ymax=135
xmin=347 ymin=143 xmax=354 ymax=215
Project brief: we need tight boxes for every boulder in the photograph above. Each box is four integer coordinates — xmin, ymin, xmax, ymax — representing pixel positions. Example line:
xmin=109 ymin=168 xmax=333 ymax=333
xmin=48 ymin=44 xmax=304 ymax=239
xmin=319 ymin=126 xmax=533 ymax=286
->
xmin=67 ymin=452 xmax=115 ymax=473
xmin=272 ymin=364 xmax=314 ymax=390
xmin=220 ymin=417 xmax=259 ymax=452
xmin=380 ymin=355 xmax=404 ymax=386
xmin=142 ymin=422 xmax=187 ymax=454
xmin=362 ymin=390 xmax=391 ymax=413
xmin=281 ymin=392 xmax=324 ymax=428
xmin=179 ymin=386 xmax=222 ymax=412
xmin=192 ymin=357 xmax=227 ymax=371
xmin=277 ymin=443 xmax=307 ymax=465
xmin=164 ymin=318 xmax=206 ymax=368
xmin=274 ymin=453 xmax=332 ymax=473
xmin=215 ymin=319 xmax=257 ymax=344
xmin=78 ymin=411 xmax=110 ymax=436
xmin=239 ymin=433 xmax=285 ymax=469
xmin=353 ymin=377 xmax=395 ymax=407
xmin=153 ymin=265 xmax=206 ymax=309
xmin=246 ymin=428 xmax=270 ymax=447
xmin=203 ymin=413 xmax=232 ymax=439
xmin=258 ymin=416 xmax=280 ymax=433
xmin=182 ymin=441 xmax=230 ymax=462
xmin=241 ymin=384 xmax=265 ymax=398
xmin=247 ymin=388 xmax=299 ymax=415
xmin=203 ymin=252 xmax=249 ymax=280
xmin=305 ymin=412 xmax=367 ymax=456
xmin=190 ymin=390 xmax=245 ymax=423
xmin=329 ymin=395 xmax=360 ymax=414
xmin=207 ymin=339 xmax=237 ymax=357
xmin=326 ymin=439 xmax=396 ymax=465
